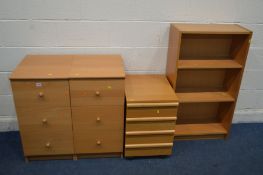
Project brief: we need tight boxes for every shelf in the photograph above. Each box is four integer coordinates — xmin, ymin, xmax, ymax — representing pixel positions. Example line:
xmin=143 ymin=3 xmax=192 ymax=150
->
xmin=177 ymin=92 xmax=235 ymax=103
xmin=174 ymin=123 xmax=227 ymax=136
xmin=177 ymin=60 xmax=242 ymax=69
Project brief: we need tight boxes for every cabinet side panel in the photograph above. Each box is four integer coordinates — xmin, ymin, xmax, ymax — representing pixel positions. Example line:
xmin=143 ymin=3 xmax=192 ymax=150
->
xmin=166 ymin=25 xmax=181 ymax=89
xmin=222 ymin=33 xmax=253 ymax=132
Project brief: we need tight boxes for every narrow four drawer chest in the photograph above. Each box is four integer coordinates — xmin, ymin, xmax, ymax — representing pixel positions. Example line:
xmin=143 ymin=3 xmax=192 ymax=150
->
xmin=124 ymin=75 xmax=179 ymax=157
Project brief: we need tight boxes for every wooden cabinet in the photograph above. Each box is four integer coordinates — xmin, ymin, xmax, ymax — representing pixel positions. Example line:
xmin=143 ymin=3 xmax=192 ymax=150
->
xmin=166 ymin=24 xmax=252 ymax=140
xmin=10 ymin=55 xmax=125 ymax=160
xmin=124 ymin=75 xmax=178 ymax=157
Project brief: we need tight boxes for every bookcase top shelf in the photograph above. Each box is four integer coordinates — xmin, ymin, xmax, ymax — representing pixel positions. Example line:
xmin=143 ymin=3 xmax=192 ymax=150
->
xmin=177 ymin=60 xmax=243 ymax=69
xmin=171 ymin=24 xmax=252 ymax=34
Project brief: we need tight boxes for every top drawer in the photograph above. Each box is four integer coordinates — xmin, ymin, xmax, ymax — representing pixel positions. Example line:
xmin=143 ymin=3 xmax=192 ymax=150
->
xmin=11 ymin=80 xmax=70 ymax=108
xmin=126 ymin=105 xmax=177 ymax=118
xmin=70 ymin=79 xmax=124 ymax=106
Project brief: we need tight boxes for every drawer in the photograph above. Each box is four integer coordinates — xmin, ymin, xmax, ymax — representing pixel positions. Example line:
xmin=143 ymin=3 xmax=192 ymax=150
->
xmin=126 ymin=119 xmax=176 ymax=131
xmin=125 ymin=132 xmax=174 ymax=144
xmin=126 ymin=106 xmax=177 ymax=118
xmin=70 ymin=79 xmax=124 ymax=106
xmin=74 ymin=130 xmax=123 ymax=154
xmin=11 ymin=80 xmax=70 ymax=108
xmin=17 ymin=107 xmax=72 ymax=126
xmin=20 ymin=129 xmax=74 ymax=156
xmin=71 ymin=106 xmax=124 ymax=129
xmin=125 ymin=143 xmax=173 ymax=157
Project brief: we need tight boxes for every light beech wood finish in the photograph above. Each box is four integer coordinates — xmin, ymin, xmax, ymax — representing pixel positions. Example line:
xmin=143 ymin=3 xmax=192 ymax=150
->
xmin=126 ymin=134 xmax=174 ymax=144
xmin=125 ymin=75 xmax=178 ymax=103
xmin=70 ymin=55 xmax=125 ymax=78
xmin=126 ymin=121 xmax=176 ymax=132
xmin=178 ymin=60 xmax=242 ymax=69
xmin=126 ymin=106 xmax=177 ymax=118
xmin=124 ymin=147 xmax=173 ymax=157
xmin=17 ymin=107 xmax=74 ymax=156
xmin=11 ymin=80 xmax=70 ymax=108
xmin=10 ymin=55 xmax=125 ymax=160
xmin=72 ymin=106 xmax=124 ymax=154
xmin=70 ymin=79 xmax=124 ymax=106
xmin=166 ymin=24 xmax=252 ymax=139
xmin=125 ymin=75 xmax=178 ymax=157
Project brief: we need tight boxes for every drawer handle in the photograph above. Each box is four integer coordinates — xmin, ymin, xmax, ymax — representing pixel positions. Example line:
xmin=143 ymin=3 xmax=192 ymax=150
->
xmin=38 ymin=92 xmax=44 ymax=98
xmin=127 ymin=117 xmax=177 ymax=122
xmin=127 ymin=102 xmax=179 ymax=107
xmin=96 ymin=140 xmax=101 ymax=145
xmin=95 ymin=91 xmax=100 ymax=96
xmin=126 ymin=130 xmax=175 ymax=136
xmin=42 ymin=118 xmax=48 ymax=124
xmin=45 ymin=142 xmax=51 ymax=148
xmin=96 ymin=117 xmax=101 ymax=122
xmin=125 ymin=143 xmax=173 ymax=149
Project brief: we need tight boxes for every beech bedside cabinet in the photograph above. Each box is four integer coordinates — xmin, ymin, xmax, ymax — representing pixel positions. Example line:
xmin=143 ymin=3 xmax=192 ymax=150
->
xmin=124 ymin=75 xmax=178 ymax=157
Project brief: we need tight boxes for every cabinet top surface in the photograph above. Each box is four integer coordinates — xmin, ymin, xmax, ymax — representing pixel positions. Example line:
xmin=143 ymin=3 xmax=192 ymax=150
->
xmin=172 ymin=24 xmax=252 ymax=34
xmin=10 ymin=55 xmax=125 ymax=80
xmin=125 ymin=75 xmax=178 ymax=103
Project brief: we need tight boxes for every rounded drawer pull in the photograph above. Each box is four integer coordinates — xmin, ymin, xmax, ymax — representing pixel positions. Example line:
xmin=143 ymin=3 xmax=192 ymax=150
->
xmin=96 ymin=140 xmax=101 ymax=145
xmin=42 ymin=118 xmax=47 ymax=124
xmin=156 ymin=109 xmax=160 ymax=114
xmin=95 ymin=91 xmax=100 ymax=96
xmin=38 ymin=92 xmax=44 ymax=98
xmin=45 ymin=142 xmax=51 ymax=148
xmin=96 ymin=117 xmax=101 ymax=122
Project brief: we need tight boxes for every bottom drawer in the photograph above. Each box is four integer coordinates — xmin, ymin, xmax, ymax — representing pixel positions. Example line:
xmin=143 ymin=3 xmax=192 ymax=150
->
xmin=74 ymin=130 xmax=123 ymax=154
xmin=125 ymin=134 xmax=174 ymax=144
xmin=20 ymin=128 xmax=74 ymax=156
xmin=125 ymin=147 xmax=173 ymax=157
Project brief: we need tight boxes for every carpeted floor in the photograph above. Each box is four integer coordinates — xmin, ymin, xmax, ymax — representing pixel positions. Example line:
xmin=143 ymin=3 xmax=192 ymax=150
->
xmin=0 ymin=123 xmax=262 ymax=175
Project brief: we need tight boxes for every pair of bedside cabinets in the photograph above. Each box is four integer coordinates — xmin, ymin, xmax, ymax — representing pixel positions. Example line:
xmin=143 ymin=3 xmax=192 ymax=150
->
xmin=10 ymin=55 xmax=178 ymax=160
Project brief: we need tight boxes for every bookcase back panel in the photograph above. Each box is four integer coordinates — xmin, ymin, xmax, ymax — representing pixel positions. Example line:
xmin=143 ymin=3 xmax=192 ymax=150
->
xmin=177 ymin=103 xmax=220 ymax=124
xmin=176 ymin=70 xmax=226 ymax=92
xmin=180 ymin=34 xmax=232 ymax=59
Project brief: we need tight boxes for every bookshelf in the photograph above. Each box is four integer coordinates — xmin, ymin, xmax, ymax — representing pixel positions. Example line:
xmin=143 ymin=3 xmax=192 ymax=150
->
xmin=166 ymin=24 xmax=252 ymax=140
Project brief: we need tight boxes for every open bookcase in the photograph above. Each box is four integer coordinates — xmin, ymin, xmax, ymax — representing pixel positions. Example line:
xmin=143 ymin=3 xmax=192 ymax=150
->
xmin=166 ymin=24 xmax=252 ymax=140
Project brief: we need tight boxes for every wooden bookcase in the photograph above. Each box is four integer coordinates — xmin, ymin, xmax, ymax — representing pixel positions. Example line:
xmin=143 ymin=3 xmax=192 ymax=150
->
xmin=166 ymin=24 xmax=252 ymax=140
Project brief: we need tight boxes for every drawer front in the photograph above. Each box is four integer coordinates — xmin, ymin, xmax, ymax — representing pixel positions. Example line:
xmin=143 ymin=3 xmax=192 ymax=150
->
xmin=127 ymin=106 xmax=177 ymax=118
xmin=71 ymin=106 xmax=124 ymax=129
xmin=74 ymin=130 xmax=123 ymax=154
xmin=11 ymin=80 xmax=70 ymax=108
xmin=125 ymin=134 xmax=174 ymax=144
xmin=126 ymin=120 xmax=176 ymax=131
xmin=20 ymin=129 xmax=74 ymax=156
xmin=17 ymin=107 xmax=72 ymax=126
xmin=125 ymin=147 xmax=173 ymax=157
xmin=70 ymin=79 xmax=124 ymax=106
xmin=17 ymin=107 xmax=74 ymax=156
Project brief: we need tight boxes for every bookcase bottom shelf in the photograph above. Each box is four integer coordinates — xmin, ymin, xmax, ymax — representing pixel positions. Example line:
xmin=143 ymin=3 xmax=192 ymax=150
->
xmin=174 ymin=123 xmax=227 ymax=140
